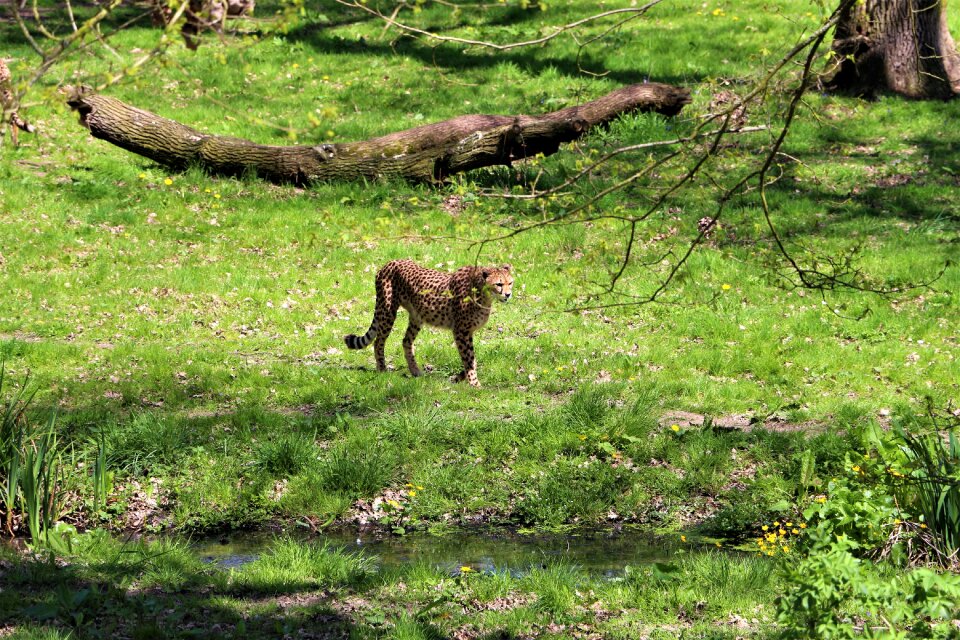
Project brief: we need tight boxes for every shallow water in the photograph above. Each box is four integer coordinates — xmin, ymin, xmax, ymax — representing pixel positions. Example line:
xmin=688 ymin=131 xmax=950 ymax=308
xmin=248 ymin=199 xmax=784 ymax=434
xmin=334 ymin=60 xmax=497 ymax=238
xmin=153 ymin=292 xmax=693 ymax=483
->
xmin=191 ymin=528 xmax=687 ymax=576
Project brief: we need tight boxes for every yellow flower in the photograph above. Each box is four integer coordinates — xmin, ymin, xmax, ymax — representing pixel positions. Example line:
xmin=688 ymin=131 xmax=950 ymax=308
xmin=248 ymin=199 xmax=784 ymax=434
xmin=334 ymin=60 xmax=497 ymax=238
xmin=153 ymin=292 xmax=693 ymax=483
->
xmin=721 ymin=283 xmax=731 ymax=290
xmin=460 ymin=566 xmax=472 ymax=573
xmin=791 ymin=529 xmax=799 ymax=535
xmin=578 ymin=435 xmax=587 ymax=441
xmin=138 ymin=173 xmax=147 ymax=180
xmin=680 ymin=535 xmax=687 ymax=542
xmin=785 ymin=522 xmax=793 ymax=527
xmin=816 ymin=496 xmax=827 ymax=503
xmin=715 ymin=542 xmax=722 ymax=548
xmin=214 ymin=193 xmax=221 ymax=199
xmin=164 ymin=178 xmax=173 ymax=186
xmin=920 ymin=523 xmax=927 ymax=529
xmin=408 ymin=491 xmax=417 ymax=497
xmin=762 ymin=525 xmax=769 ymax=531
xmin=405 ymin=483 xmax=414 ymax=488
xmin=671 ymin=424 xmax=680 ymax=432
xmin=773 ymin=521 xmax=780 ymax=527
xmin=416 ymin=485 xmax=424 ymax=490
xmin=799 ymin=523 xmax=807 ymax=529
xmin=326 ymin=130 xmax=335 ymax=138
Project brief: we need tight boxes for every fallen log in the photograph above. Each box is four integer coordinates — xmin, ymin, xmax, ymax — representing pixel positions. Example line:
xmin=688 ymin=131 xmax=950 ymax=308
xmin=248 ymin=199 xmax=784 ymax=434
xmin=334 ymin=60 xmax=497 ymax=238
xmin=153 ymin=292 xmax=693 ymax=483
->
xmin=66 ymin=82 xmax=690 ymax=184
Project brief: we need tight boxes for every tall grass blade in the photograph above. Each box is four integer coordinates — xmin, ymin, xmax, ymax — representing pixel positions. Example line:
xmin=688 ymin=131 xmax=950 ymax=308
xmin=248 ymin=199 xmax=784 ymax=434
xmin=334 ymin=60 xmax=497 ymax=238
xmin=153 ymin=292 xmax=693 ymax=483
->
xmin=92 ymin=432 xmax=112 ymax=515
xmin=1 ymin=362 xmax=37 ymax=536
xmin=896 ymin=423 xmax=960 ymax=563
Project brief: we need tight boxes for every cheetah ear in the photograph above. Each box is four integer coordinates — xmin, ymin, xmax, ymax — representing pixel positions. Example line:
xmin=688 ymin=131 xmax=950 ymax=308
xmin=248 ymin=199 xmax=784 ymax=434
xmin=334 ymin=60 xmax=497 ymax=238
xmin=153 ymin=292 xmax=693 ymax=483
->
xmin=501 ymin=264 xmax=512 ymax=273
xmin=481 ymin=268 xmax=492 ymax=279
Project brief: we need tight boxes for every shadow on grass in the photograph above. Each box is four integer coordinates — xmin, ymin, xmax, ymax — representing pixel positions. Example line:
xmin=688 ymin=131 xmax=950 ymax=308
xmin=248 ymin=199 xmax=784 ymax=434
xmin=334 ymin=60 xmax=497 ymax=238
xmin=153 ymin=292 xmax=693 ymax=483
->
xmin=0 ymin=547 xmax=522 ymax=639
xmin=720 ymin=109 xmax=960 ymax=242
xmin=287 ymin=26 xmax=703 ymax=89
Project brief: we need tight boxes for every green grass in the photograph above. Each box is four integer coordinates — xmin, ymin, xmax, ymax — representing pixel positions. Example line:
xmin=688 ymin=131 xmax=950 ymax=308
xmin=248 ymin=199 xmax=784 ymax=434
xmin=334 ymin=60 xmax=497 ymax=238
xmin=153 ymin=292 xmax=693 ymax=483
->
xmin=1 ymin=0 xmax=960 ymax=634
xmin=0 ymin=531 xmax=788 ymax=639
xmin=231 ymin=537 xmax=377 ymax=594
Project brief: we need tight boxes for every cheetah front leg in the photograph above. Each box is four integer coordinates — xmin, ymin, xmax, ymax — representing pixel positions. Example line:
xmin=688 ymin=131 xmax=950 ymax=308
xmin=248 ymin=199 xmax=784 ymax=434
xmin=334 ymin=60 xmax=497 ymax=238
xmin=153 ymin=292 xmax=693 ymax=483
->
xmin=452 ymin=329 xmax=480 ymax=387
xmin=402 ymin=320 xmax=423 ymax=377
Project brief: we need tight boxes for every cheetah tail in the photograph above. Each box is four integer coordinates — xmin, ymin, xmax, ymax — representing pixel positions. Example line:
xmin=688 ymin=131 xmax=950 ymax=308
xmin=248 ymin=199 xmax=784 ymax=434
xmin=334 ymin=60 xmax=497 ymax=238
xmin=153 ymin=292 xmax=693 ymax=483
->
xmin=12 ymin=114 xmax=36 ymax=134
xmin=344 ymin=324 xmax=377 ymax=350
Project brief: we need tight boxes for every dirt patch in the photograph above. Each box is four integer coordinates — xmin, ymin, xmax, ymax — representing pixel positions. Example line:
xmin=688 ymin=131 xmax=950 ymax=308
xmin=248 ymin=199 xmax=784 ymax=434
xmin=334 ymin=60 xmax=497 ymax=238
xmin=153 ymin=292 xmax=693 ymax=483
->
xmin=276 ymin=592 xmax=330 ymax=610
xmin=0 ymin=332 xmax=43 ymax=343
xmin=119 ymin=477 xmax=173 ymax=531
xmin=660 ymin=411 xmax=820 ymax=433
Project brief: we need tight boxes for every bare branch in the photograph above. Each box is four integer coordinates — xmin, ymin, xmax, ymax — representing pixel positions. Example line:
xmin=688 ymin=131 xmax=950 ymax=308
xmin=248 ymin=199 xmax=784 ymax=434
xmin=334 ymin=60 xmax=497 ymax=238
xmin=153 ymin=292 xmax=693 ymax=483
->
xmin=485 ymin=125 xmax=770 ymax=201
xmin=30 ymin=0 xmax=57 ymax=41
xmin=757 ymin=4 xmax=945 ymax=297
xmin=11 ymin=0 xmax=45 ymax=56
xmin=335 ymin=0 xmax=666 ymax=51
xmin=474 ymin=3 xmax=920 ymax=310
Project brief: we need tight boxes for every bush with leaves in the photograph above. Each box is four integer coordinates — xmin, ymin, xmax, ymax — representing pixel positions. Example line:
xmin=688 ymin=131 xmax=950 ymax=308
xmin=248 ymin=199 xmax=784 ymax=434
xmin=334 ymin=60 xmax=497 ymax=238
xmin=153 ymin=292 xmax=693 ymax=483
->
xmin=777 ymin=414 xmax=960 ymax=638
xmin=777 ymin=532 xmax=960 ymax=639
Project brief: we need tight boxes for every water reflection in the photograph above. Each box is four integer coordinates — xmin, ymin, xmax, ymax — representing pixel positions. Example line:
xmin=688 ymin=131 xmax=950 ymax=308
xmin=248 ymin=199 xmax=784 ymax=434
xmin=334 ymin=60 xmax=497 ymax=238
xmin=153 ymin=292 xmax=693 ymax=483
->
xmin=193 ymin=528 xmax=686 ymax=577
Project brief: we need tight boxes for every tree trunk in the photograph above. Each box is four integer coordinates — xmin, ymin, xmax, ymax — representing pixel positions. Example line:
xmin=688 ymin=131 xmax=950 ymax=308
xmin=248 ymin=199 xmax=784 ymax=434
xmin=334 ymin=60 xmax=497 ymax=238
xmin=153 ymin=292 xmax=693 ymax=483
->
xmin=65 ymin=83 xmax=690 ymax=184
xmin=829 ymin=0 xmax=960 ymax=98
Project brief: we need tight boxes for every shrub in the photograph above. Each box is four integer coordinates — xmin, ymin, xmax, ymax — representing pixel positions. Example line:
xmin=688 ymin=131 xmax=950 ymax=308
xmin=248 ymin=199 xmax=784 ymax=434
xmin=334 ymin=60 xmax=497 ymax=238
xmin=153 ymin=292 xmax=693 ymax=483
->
xmin=777 ymin=534 xmax=960 ymax=639
xmin=516 ymin=458 xmax=629 ymax=527
xmin=232 ymin=538 xmax=376 ymax=594
xmin=524 ymin=561 xmax=579 ymax=616
xmin=316 ymin=431 xmax=398 ymax=499
xmin=106 ymin=412 xmax=195 ymax=474
xmin=253 ymin=432 xmax=317 ymax=477
xmin=893 ymin=420 xmax=960 ymax=562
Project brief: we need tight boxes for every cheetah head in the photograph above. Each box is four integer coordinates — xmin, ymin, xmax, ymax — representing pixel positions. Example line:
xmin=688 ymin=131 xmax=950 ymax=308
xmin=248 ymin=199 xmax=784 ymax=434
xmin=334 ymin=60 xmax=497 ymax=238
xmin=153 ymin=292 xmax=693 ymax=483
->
xmin=482 ymin=264 xmax=514 ymax=303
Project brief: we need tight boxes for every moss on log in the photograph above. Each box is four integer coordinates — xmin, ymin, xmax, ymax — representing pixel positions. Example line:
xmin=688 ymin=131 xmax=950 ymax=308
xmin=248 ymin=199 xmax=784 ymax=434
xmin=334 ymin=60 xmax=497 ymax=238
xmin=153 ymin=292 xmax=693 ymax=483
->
xmin=66 ymin=83 xmax=690 ymax=184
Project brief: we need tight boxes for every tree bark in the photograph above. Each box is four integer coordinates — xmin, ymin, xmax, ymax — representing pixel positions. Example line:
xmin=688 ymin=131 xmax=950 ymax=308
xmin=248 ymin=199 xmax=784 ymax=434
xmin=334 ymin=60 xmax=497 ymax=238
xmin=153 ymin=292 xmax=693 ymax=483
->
xmin=829 ymin=0 xmax=960 ymax=98
xmin=65 ymin=83 xmax=690 ymax=184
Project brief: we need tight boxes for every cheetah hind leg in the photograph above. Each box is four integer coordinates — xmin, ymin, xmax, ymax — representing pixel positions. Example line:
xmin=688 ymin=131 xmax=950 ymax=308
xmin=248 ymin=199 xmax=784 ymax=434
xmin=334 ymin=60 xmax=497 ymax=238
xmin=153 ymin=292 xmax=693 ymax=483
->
xmin=372 ymin=284 xmax=398 ymax=373
xmin=402 ymin=320 xmax=423 ymax=377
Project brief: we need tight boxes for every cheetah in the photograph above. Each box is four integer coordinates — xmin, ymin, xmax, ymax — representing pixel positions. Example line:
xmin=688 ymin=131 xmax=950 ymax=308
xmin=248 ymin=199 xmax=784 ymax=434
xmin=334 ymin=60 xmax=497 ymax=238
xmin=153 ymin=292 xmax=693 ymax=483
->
xmin=345 ymin=260 xmax=514 ymax=387
xmin=0 ymin=58 xmax=35 ymax=146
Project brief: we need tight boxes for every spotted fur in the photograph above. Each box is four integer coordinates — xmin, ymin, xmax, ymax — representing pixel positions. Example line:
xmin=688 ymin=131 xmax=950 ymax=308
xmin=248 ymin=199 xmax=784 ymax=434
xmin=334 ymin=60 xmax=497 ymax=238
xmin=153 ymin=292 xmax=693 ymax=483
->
xmin=345 ymin=259 xmax=514 ymax=387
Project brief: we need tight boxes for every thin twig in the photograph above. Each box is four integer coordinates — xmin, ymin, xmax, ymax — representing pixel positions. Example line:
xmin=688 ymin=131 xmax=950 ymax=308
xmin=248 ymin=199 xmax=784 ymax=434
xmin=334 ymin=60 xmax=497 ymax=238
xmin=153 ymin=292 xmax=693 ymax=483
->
xmin=485 ymin=125 xmax=770 ymax=200
xmin=12 ymin=0 xmax=45 ymax=56
xmin=64 ymin=0 xmax=78 ymax=32
xmin=30 ymin=0 xmax=56 ymax=41
xmin=336 ymin=0 xmax=666 ymax=51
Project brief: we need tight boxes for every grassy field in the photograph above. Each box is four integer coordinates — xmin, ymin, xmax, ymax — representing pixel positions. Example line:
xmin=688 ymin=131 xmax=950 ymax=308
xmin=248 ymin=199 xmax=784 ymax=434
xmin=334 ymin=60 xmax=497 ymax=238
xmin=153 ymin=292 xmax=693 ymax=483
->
xmin=2 ymin=0 xmax=960 ymax=637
